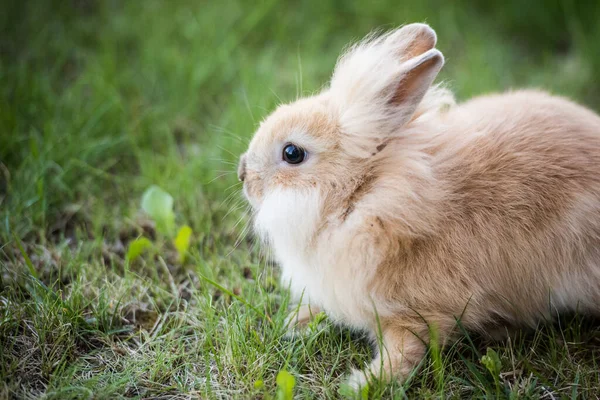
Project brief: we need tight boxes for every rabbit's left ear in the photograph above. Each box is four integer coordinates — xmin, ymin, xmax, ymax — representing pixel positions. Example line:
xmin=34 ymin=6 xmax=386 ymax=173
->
xmin=330 ymin=24 xmax=445 ymax=157
xmin=387 ymin=48 xmax=444 ymax=120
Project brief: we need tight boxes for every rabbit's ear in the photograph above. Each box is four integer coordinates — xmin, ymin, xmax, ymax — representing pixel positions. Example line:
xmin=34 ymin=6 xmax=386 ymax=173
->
xmin=330 ymin=24 xmax=445 ymax=157
xmin=383 ymin=23 xmax=438 ymax=61
xmin=388 ymin=48 xmax=444 ymax=117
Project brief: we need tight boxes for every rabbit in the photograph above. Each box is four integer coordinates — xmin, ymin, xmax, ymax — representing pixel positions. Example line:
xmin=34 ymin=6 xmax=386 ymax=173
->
xmin=237 ymin=23 xmax=600 ymax=389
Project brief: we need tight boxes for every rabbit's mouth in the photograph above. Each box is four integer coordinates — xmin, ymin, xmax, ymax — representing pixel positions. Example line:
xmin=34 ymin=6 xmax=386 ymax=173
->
xmin=242 ymin=183 xmax=261 ymax=210
xmin=240 ymin=168 xmax=266 ymax=210
xmin=238 ymin=151 xmax=264 ymax=209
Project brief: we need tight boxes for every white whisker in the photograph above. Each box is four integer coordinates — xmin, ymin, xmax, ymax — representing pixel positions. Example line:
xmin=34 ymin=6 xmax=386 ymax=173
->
xmin=204 ymin=171 xmax=236 ymax=185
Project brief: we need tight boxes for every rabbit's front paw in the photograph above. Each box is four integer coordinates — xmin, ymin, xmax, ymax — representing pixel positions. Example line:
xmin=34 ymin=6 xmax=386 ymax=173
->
xmin=345 ymin=368 xmax=369 ymax=391
xmin=285 ymin=304 xmax=322 ymax=329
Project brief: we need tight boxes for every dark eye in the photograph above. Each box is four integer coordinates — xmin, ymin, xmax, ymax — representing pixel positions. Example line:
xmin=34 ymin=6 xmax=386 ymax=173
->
xmin=282 ymin=143 xmax=306 ymax=164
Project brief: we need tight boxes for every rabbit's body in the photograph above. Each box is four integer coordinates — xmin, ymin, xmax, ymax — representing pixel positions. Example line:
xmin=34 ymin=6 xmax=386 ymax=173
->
xmin=395 ymin=91 xmax=600 ymax=326
xmin=240 ymin=24 xmax=600 ymax=387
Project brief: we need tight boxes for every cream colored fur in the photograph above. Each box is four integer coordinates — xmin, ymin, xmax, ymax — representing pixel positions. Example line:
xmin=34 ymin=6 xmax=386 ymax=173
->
xmin=238 ymin=23 xmax=600 ymax=389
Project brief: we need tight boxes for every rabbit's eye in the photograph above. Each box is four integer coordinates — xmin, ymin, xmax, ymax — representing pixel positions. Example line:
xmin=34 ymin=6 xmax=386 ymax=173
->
xmin=282 ymin=143 xmax=306 ymax=164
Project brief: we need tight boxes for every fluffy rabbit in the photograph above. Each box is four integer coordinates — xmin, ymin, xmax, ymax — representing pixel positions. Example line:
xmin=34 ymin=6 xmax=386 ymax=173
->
xmin=237 ymin=23 xmax=600 ymax=388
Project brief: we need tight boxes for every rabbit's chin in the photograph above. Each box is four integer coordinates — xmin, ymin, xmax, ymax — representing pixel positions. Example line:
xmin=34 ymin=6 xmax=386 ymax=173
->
xmin=253 ymin=187 xmax=326 ymax=308
xmin=254 ymin=187 xmax=322 ymax=256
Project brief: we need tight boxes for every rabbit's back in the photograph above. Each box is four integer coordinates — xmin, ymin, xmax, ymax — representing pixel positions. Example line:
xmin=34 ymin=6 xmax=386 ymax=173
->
xmin=441 ymin=90 xmax=600 ymax=230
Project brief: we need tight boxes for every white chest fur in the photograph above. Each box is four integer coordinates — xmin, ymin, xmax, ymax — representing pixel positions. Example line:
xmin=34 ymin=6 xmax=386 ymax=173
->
xmin=254 ymin=189 xmax=381 ymax=329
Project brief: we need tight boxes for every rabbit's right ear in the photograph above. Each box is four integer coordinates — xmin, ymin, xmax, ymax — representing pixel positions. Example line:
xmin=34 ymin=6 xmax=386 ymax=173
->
xmin=330 ymin=24 xmax=444 ymax=158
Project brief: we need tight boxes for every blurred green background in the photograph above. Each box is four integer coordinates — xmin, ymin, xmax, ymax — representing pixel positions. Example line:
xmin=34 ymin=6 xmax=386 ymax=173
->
xmin=2 ymin=1 xmax=600 ymax=398
xmin=2 ymin=0 xmax=600 ymax=238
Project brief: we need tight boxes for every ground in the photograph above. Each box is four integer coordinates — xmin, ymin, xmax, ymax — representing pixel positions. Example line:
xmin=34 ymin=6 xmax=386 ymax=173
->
xmin=2 ymin=0 xmax=600 ymax=398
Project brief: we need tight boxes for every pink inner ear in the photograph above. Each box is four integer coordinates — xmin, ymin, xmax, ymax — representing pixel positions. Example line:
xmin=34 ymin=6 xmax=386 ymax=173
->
xmin=389 ymin=54 xmax=441 ymax=106
xmin=403 ymin=31 xmax=437 ymax=60
xmin=388 ymin=25 xmax=437 ymax=61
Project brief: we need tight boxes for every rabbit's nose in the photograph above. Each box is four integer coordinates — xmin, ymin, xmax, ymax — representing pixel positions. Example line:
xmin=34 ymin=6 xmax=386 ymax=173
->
xmin=237 ymin=153 xmax=247 ymax=182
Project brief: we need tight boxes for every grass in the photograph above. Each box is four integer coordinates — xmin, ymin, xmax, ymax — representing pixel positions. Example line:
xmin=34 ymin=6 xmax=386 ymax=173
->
xmin=2 ymin=0 xmax=600 ymax=398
